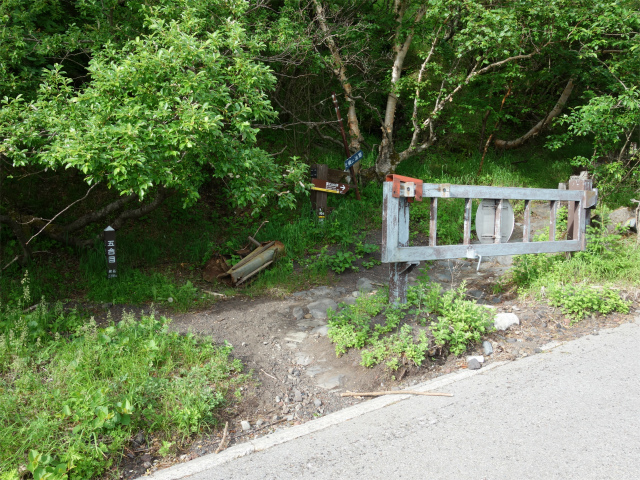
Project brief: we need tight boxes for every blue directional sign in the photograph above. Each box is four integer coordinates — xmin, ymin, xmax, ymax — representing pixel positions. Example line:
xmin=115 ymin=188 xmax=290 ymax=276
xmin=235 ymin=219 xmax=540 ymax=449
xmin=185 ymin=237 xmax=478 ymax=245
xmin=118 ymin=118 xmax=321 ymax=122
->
xmin=344 ymin=150 xmax=363 ymax=171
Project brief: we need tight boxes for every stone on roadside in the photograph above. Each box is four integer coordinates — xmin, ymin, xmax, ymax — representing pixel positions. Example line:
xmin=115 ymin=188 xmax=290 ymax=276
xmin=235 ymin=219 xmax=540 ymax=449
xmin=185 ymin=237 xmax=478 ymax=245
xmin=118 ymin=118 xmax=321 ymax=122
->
xmin=466 ymin=355 xmax=484 ymax=364
xmin=467 ymin=289 xmax=484 ymax=300
xmin=356 ymin=278 xmax=374 ymax=292
xmin=482 ymin=341 xmax=493 ymax=356
xmin=314 ymin=398 xmax=322 ymax=407
xmin=256 ymin=419 xmax=264 ymax=428
xmin=307 ymin=298 xmax=338 ymax=319
xmin=467 ymin=358 xmax=482 ymax=370
xmin=275 ymin=396 xmax=281 ymax=403
xmin=292 ymin=307 xmax=304 ymax=321
xmin=293 ymin=389 xmax=303 ymax=402
xmin=241 ymin=421 xmax=251 ymax=431
xmin=352 ymin=291 xmax=359 ymax=298
xmin=493 ymin=312 xmax=520 ymax=331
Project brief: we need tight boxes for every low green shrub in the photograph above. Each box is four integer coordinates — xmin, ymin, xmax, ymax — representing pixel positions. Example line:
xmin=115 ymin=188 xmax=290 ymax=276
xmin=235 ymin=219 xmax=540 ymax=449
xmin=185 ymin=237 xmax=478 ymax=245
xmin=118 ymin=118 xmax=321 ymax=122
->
xmin=328 ymin=281 xmax=494 ymax=368
xmin=511 ymin=224 xmax=640 ymax=293
xmin=86 ymin=270 xmax=200 ymax=312
xmin=430 ymin=284 xmax=494 ymax=355
xmin=546 ymin=284 xmax=631 ymax=322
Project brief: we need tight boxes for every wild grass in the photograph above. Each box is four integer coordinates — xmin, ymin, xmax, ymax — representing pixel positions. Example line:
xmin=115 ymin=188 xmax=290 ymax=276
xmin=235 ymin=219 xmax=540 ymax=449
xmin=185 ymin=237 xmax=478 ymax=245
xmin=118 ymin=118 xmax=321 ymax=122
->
xmin=0 ymin=280 xmax=246 ymax=479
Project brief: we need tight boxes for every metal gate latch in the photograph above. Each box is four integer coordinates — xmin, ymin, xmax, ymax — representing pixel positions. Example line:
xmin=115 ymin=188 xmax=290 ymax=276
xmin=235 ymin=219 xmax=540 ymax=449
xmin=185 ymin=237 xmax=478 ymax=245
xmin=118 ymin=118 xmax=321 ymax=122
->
xmin=386 ymin=174 xmax=423 ymax=202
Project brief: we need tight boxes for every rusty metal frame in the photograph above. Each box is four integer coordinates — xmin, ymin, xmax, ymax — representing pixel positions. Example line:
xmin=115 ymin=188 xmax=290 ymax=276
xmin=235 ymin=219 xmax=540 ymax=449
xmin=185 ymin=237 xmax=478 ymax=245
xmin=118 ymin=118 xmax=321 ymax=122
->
xmin=382 ymin=176 xmax=597 ymax=303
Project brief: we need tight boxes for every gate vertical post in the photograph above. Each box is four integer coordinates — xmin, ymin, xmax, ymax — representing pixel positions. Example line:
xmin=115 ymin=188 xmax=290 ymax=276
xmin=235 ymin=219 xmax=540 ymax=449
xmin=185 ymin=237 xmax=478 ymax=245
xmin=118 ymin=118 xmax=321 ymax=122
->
xmin=567 ymin=173 xmax=593 ymax=249
xmin=382 ymin=182 xmax=413 ymax=304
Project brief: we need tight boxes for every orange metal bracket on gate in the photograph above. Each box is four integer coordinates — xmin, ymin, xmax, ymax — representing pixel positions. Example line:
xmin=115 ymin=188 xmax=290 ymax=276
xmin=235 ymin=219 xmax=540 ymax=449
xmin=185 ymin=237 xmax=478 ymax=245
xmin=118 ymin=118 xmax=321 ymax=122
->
xmin=385 ymin=174 xmax=423 ymax=203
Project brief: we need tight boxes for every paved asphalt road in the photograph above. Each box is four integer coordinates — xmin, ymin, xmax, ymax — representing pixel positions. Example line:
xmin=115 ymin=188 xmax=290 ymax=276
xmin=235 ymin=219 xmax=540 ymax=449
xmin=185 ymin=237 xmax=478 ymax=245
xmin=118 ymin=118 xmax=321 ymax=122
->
xmin=147 ymin=318 xmax=640 ymax=480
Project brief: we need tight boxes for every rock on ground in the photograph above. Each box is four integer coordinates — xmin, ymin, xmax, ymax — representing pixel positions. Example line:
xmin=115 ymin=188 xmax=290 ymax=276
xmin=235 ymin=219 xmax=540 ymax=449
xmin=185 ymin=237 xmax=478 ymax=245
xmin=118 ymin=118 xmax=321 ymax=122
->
xmin=307 ymin=298 xmax=338 ymax=319
xmin=466 ymin=355 xmax=485 ymax=364
xmin=292 ymin=306 xmax=304 ymax=320
xmin=494 ymin=312 xmax=520 ymax=331
xmin=356 ymin=278 xmax=374 ymax=292
xmin=467 ymin=358 xmax=482 ymax=370
xmin=607 ymin=207 xmax=636 ymax=233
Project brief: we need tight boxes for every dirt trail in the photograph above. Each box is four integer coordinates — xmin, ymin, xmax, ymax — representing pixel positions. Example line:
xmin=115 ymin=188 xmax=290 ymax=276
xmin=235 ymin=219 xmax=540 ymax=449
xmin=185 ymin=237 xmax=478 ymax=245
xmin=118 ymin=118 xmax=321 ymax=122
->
xmin=123 ymin=202 xmax=639 ymax=478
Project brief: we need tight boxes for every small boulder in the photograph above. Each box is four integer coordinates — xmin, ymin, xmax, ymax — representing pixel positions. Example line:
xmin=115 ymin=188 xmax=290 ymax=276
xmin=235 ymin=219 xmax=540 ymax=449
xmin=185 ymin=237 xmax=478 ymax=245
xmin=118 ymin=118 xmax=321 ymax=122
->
xmin=482 ymin=341 xmax=494 ymax=356
xmin=494 ymin=312 xmax=520 ymax=331
xmin=292 ymin=307 xmax=304 ymax=321
xmin=467 ymin=358 xmax=482 ymax=370
xmin=466 ymin=355 xmax=484 ymax=364
xmin=356 ymin=278 xmax=374 ymax=292
xmin=607 ymin=207 xmax=636 ymax=233
xmin=241 ymin=421 xmax=251 ymax=431
xmin=307 ymin=298 xmax=338 ymax=319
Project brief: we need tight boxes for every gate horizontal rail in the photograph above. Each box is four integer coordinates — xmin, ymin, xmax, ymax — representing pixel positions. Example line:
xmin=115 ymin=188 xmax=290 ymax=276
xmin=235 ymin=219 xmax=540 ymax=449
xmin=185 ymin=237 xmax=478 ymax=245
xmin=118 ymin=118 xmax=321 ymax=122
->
xmin=381 ymin=174 xmax=596 ymax=303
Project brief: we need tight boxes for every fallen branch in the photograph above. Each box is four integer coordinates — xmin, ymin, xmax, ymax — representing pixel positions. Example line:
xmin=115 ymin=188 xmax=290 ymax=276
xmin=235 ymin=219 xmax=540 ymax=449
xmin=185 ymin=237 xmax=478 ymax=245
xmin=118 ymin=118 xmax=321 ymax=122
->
xmin=260 ymin=368 xmax=281 ymax=382
xmin=214 ymin=421 xmax=229 ymax=454
xmin=203 ymin=290 xmax=225 ymax=298
xmin=340 ymin=390 xmax=453 ymax=398
xmin=2 ymin=255 xmax=19 ymax=271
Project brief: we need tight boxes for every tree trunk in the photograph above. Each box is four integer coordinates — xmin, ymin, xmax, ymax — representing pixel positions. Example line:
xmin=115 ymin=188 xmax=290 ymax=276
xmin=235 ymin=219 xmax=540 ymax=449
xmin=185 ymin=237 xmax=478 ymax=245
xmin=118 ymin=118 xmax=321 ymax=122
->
xmin=312 ymin=0 xmax=363 ymax=155
xmin=494 ymin=78 xmax=574 ymax=150
xmin=376 ymin=1 xmax=426 ymax=176
xmin=0 ymin=215 xmax=32 ymax=265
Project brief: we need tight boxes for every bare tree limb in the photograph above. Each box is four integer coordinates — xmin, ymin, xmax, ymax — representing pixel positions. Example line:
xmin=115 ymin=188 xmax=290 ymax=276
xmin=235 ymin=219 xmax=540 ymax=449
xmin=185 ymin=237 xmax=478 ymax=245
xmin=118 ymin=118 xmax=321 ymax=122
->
xmin=110 ymin=188 xmax=169 ymax=230
xmin=494 ymin=78 xmax=574 ymax=150
xmin=26 ymin=183 xmax=97 ymax=245
xmin=64 ymin=191 xmax=137 ymax=233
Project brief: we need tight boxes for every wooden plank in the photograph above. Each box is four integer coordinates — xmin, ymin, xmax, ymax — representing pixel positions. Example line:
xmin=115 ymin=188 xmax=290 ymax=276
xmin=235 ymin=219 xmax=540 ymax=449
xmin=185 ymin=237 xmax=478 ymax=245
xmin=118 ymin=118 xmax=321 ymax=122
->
xmin=429 ymin=197 xmax=438 ymax=246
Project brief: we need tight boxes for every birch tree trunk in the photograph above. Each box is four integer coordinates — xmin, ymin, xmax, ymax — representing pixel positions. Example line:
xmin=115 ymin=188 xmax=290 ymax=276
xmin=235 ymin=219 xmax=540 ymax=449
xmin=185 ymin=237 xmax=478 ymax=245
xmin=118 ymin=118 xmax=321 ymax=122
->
xmin=312 ymin=0 xmax=363 ymax=155
xmin=376 ymin=1 xmax=426 ymax=176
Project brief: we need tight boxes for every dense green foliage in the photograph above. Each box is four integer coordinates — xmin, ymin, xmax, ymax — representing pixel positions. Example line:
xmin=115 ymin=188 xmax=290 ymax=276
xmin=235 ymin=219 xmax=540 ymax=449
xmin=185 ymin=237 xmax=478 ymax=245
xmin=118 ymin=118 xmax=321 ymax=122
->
xmin=1 ymin=1 xmax=308 ymax=211
xmin=0 ymin=284 xmax=245 ymax=479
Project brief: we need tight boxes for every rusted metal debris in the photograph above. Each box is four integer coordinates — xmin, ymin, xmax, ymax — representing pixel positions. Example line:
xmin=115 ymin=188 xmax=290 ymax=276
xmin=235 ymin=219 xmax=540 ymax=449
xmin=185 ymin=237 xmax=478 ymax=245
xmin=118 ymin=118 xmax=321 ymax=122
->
xmin=203 ymin=238 xmax=285 ymax=286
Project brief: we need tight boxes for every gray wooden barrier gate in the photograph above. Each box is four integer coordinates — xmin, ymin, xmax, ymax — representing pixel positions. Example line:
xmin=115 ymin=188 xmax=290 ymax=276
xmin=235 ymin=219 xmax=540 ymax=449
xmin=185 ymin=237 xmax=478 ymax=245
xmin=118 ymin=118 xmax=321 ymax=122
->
xmin=381 ymin=174 xmax=597 ymax=303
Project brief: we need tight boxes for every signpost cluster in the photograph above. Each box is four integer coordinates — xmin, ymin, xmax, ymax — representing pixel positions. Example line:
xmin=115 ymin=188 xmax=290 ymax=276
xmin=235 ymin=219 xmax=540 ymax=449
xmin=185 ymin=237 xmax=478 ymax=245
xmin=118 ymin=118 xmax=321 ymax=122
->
xmin=310 ymin=93 xmax=363 ymax=220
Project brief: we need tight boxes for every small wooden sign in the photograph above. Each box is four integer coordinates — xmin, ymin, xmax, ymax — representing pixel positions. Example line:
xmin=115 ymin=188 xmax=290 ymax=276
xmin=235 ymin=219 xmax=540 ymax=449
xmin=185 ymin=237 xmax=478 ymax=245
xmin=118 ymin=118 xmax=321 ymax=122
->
xmin=104 ymin=226 xmax=117 ymax=279
xmin=311 ymin=178 xmax=351 ymax=194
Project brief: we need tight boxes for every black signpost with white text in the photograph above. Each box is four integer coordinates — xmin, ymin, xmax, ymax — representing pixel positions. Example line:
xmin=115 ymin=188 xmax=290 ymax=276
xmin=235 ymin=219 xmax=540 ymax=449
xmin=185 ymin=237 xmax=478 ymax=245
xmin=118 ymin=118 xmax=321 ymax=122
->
xmin=104 ymin=226 xmax=117 ymax=279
